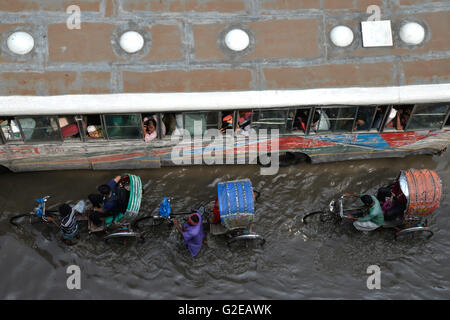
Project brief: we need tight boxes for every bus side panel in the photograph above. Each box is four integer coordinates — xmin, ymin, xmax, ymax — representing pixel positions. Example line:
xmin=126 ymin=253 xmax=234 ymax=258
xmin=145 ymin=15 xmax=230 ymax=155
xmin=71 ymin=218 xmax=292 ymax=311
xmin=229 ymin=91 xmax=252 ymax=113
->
xmin=0 ymin=145 xmax=12 ymax=171
xmin=5 ymin=143 xmax=90 ymax=172
xmin=87 ymin=142 xmax=161 ymax=170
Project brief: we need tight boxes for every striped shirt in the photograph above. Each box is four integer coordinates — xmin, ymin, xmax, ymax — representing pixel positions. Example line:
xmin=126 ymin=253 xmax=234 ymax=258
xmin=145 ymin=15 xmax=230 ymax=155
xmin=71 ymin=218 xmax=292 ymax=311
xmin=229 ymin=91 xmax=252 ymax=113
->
xmin=60 ymin=208 xmax=79 ymax=239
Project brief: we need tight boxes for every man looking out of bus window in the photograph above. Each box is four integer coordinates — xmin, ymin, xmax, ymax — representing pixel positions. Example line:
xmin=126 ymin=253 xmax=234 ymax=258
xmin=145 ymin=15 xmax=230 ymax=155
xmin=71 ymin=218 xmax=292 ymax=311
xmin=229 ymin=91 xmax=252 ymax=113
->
xmin=87 ymin=125 xmax=103 ymax=138
xmin=88 ymin=175 xmax=121 ymax=226
xmin=344 ymin=193 xmax=384 ymax=232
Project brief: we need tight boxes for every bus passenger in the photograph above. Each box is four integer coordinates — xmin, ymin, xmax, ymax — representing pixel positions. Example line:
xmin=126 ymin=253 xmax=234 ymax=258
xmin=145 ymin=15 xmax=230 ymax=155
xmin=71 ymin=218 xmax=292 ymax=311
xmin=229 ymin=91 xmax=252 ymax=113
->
xmin=236 ymin=111 xmax=252 ymax=136
xmin=354 ymin=108 xmax=374 ymax=131
xmin=143 ymin=118 xmax=157 ymax=142
xmin=143 ymin=115 xmax=166 ymax=142
xmin=311 ymin=110 xmax=330 ymax=132
xmin=87 ymin=125 xmax=103 ymax=138
xmin=385 ymin=106 xmax=412 ymax=130
xmin=344 ymin=193 xmax=384 ymax=232
xmin=59 ymin=117 xmax=80 ymax=139
xmin=88 ymin=175 xmax=122 ymax=227
xmin=395 ymin=106 xmax=412 ymax=130
xmin=220 ymin=113 xmax=233 ymax=133
xmin=172 ymin=212 xmax=205 ymax=257
xmin=293 ymin=109 xmax=309 ymax=132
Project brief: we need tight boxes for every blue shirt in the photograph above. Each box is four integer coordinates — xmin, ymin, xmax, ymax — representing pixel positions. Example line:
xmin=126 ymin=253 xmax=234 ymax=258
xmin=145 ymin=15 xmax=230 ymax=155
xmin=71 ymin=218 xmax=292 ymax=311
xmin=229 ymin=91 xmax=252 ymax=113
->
xmin=182 ymin=213 xmax=204 ymax=257
xmin=103 ymin=179 xmax=119 ymax=213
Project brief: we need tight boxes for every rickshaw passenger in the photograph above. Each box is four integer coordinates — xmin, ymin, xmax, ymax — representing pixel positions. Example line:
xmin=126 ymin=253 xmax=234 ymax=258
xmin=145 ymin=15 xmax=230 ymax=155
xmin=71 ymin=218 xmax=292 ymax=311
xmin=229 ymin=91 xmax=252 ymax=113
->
xmin=382 ymin=196 xmax=405 ymax=221
xmin=88 ymin=175 xmax=122 ymax=227
xmin=209 ymin=197 xmax=221 ymax=224
xmin=172 ymin=213 xmax=204 ymax=257
xmin=344 ymin=193 xmax=384 ymax=231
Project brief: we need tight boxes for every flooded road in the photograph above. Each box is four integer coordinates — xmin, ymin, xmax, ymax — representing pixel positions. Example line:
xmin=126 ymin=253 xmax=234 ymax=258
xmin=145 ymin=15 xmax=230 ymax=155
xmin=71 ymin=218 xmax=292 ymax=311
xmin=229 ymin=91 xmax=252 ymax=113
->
xmin=0 ymin=152 xmax=449 ymax=299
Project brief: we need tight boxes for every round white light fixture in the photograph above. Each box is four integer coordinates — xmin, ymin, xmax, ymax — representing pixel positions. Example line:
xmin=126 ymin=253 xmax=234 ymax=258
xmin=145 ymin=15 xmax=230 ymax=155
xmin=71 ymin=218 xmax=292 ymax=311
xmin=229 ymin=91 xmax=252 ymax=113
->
xmin=399 ymin=22 xmax=425 ymax=45
xmin=224 ymin=29 xmax=250 ymax=52
xmin=330 ymin=26 xmax=354 ymax=47
xmin=7 ymin=31 xmax=35 ymax=55
xmin=119 ymin=31 xmax=144 ymax=53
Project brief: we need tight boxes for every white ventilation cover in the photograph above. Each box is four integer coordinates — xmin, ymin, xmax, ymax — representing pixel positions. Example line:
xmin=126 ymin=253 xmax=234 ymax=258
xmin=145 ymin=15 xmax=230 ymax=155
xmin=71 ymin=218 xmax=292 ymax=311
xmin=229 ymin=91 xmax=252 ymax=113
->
xmin=224 ymin=29 xmax=250 ymax=52
xmin=361 ymin=20 xmax=393 ymax=47
xmin=330 ymin=26 xmax=354 ymax=47
xmin=119 ymin=31 xmax=145 ymax=53
xmin=7 ymin=31 xmax=35 ymax=55
xmin=399 ymin=22 xmax=425 ymax=45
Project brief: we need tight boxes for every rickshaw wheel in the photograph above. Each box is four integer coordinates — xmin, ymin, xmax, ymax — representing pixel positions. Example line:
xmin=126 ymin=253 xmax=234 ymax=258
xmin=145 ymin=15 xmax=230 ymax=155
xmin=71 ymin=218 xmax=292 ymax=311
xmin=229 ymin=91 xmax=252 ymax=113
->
xmin=10 ymin=210 xmax=59 ymax=227
xmin=227 ymin=234 xmax=265 ymax=248
xmin=10 ymin=214 xmax=34 ymax=227
xmin=302 ymin=211 xmax=336 ymax=224
xmin=394 ymin=227 xmax=434 ymax=241
xmin=104 ymin=231 xmax=141 ymax=243
xmin=133 ymin=215 xmax=164 ymax=230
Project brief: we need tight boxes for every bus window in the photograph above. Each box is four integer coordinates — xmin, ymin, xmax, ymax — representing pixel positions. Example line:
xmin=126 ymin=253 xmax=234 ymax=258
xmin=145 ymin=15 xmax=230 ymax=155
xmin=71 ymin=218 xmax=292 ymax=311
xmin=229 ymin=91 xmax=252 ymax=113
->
xmin=103 ymin=114 xmax=142 ymax=140
xmin=17 ymin=116 xmax=61 ymax=142
xmin=292 ymin=108 xmax=311 ymax=133
xmin=162 ymin=113 xmax=182 ymax=136
xmin=58 ymin=116 xmax=82 ymax=141
xmin=371 ymin=106 xmax=388 ymax=131
xmin=184 ymin=112 xmax=219 ymax=136
xmin=142 ymin=114 xmax=165 ymax=142
xmin=252 ymin=109 xmax=289 ymax=133
xmin=354 ymin=106 xmax=377 ymax=131
xmin=83 ymin=115 xmax=105 ymax=140
xmin=384 ymin=105 xmax=413 ymax=131
xmin=235 ymin=110 xmax=252 ymax=136
xmin=0 ymin=117 xmax=22 ymax=142
xmin=315 ymin=107 xmax=357 ymax=133
xmin=406 ymin=103 xmax=450 ymax=130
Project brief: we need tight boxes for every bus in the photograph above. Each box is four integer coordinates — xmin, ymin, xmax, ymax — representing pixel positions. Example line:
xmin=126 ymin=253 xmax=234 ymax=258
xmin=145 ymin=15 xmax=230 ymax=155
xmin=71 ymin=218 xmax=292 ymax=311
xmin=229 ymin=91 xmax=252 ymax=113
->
xmin=1 ymin=102 xmax=449 ymax=173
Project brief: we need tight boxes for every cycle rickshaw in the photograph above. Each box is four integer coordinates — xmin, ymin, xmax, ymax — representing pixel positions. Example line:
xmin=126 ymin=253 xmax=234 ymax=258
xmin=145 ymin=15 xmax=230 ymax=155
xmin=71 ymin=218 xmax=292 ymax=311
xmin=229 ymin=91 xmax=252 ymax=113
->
xmin=84 ymin=173 xmax=144 ymax=242
xmin=208 ymin=179 xmax=265 ymax=247
xmin=10 ymin=173 xmax=144 ymax=243
xmin=133 ymin=179 xmax=265 ymax=247
xmin=302 ymin=169 xmax=442 ymax=240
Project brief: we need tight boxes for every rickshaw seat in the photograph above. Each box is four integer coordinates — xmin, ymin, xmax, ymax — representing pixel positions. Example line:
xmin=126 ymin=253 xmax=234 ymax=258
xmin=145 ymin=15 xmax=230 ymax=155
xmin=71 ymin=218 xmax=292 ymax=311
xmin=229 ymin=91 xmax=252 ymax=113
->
xmin=105 ymin=213 xmax=124 ymax=227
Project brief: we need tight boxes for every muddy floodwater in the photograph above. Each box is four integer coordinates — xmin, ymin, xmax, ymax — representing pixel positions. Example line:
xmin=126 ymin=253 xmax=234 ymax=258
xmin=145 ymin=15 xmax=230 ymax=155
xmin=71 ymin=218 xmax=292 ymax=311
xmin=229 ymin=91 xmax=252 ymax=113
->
xmin=0 ymin=152 xmax=449 ymax=300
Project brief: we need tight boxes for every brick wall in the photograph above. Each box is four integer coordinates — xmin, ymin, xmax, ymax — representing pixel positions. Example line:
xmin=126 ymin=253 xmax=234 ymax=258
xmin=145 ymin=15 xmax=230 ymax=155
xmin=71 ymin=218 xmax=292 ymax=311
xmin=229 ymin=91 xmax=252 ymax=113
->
xmin=0 ymin=0 xmax=448 ymax=95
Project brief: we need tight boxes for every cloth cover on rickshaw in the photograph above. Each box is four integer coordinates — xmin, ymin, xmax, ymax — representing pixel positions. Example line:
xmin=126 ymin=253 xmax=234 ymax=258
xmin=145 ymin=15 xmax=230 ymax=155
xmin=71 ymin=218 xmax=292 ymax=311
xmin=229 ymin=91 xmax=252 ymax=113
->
xmin=104 ymin=174 xmax=142 ymax=226
xmin=217 ymin=179 xmax=255 ymax=230
xmin=398 ymin=169 xmax=441 ymax=218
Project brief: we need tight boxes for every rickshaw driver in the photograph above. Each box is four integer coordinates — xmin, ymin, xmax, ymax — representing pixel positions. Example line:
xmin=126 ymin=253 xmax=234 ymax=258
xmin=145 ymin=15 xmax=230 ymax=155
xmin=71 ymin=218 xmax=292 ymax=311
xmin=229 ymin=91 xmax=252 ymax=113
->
xmin=343 ymin=193 xmax=384 ymax=232
xmin=172 ymin=212 xmax=205 ymax=257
